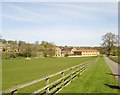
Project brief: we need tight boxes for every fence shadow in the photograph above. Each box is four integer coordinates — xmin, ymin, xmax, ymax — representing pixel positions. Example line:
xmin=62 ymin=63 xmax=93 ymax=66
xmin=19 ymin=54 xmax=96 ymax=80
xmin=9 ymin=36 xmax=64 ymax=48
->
xmin=106 ymin=73 xmax=120 ymax=76
xmin=104 ymin=83 xmax=120 ymax=89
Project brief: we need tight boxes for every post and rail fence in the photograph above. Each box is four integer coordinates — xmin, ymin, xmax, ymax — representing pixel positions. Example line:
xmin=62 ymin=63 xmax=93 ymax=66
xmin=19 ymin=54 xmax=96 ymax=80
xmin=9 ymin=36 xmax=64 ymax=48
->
xmin=3 ymin=57 xmax=99 ymax=95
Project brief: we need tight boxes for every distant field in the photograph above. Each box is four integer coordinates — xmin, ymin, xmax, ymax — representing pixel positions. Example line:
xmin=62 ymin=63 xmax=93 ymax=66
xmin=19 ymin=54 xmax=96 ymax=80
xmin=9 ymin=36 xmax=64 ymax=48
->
xmin=2 ymin=56 xmax=97 ymax=91
xmin=60 ymin=57 xmax=118 ymax=93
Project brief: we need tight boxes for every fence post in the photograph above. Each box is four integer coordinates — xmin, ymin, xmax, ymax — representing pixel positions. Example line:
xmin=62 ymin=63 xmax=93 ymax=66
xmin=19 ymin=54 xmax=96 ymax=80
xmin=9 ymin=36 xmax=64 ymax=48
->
xmin=45 ymin=77 xmax=50 ymax=94
xmin=85 ymin=63 xmax=88 ymax=70
xmin=83 ymin=64 xmax=85 ymax=71
xmin=75 ymin=66 xmax=78 ymax=77
xmin=76 ymin=66 xmax=78 ymax=71
xmin=80 ymin=64 xmax=83 ymax=74
xmin=86 ymin=63 xmax=89 ymax=68
xmin=70 ymin=68 xmax=73 ymax=82
xmin=77 ymin=65 xmax=81 ymax=77
xmin=61 ymin=71 xmax=64 ymax=88
xmin=11 ymin=89 xmax=17 ymax=95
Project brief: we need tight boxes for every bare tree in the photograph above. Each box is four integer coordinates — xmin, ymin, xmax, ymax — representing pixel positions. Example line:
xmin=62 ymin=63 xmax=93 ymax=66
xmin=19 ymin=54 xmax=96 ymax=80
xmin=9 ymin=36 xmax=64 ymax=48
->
xmin=101 ymin=32 xmax=118 ymax=56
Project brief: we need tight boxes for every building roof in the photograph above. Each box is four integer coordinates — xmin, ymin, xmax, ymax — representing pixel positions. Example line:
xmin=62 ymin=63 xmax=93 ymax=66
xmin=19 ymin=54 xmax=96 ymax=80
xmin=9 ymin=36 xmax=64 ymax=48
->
xmin=73 ymin=49 xmax=99 ymax=52
xmin=61 ymin=49 xmax=71 ymax=53
xmin=47 ymin=47 xmax=55 ymax=50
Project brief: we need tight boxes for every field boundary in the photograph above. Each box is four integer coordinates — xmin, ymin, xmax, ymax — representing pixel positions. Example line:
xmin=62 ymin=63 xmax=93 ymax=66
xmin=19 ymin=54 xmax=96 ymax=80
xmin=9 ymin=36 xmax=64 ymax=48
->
xmin=104 ymin=56 xmax=120 ymax=84
xmin=3 ymin=57 xmax=99 ymax=94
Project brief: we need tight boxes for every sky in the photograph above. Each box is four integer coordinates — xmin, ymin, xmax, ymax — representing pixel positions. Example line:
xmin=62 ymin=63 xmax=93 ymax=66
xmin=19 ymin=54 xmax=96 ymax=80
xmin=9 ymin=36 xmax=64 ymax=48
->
xmin=1 ymin=2 xmax=118 ymax=46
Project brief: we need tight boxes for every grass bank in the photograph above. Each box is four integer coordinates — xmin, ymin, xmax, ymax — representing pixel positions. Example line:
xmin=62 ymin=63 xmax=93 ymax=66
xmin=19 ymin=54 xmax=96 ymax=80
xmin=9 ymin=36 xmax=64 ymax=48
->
xmin=60 ymin=57 xmax=119 ymax=93
xmin=109 ymin=56 xmax=118 ymax=63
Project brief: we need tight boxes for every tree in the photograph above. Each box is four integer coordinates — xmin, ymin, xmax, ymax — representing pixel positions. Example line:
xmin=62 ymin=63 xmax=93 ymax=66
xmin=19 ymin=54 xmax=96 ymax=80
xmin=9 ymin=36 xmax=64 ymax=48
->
xmin=101 ymin=32 xmax=118 ymax=57
xmin=39 ymin=41 xmax=56 ymax=57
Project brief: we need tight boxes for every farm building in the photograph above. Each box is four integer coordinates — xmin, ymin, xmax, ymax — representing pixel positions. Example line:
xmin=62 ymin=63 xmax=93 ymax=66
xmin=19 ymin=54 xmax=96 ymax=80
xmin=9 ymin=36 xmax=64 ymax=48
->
xmin=70 ymin=49 xmax=100 ymax=57
xmin=55 ymin=47 xmax=100 ymax=57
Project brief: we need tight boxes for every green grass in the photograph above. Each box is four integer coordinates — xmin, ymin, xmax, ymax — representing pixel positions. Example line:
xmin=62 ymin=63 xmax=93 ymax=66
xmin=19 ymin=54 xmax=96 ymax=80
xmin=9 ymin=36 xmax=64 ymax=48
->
xmin=109 ymin=56 xmax=118 ymax=63
xmin=60 ymin=57 xmax=119 ymax=93
xmin=0 ymin=59 xmax=2 ymax=91
xmin=2 ymin=56 xmax=96 ymax=91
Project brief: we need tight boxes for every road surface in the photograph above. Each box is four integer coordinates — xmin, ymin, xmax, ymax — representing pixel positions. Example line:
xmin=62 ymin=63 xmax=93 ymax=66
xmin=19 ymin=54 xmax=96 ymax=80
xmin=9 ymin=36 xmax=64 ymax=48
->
xmin=104 ymin=56 xmax=120 ymax=85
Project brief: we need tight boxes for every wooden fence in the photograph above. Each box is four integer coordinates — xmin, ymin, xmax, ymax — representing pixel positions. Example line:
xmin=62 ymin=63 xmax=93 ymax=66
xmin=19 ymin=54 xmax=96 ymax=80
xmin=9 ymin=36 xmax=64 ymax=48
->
xmin=5 ymin=58 xmax=98 ymax=95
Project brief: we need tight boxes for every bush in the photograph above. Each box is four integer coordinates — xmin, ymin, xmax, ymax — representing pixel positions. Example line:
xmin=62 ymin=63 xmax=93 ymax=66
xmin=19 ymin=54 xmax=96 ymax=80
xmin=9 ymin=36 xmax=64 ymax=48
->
xmin=2 ymin=52 xmax=16 ymax=59
xmin=109 ymin=56 xmax=118 ymax=63
xmin=65 ymin=54 xmax=69 ymax=57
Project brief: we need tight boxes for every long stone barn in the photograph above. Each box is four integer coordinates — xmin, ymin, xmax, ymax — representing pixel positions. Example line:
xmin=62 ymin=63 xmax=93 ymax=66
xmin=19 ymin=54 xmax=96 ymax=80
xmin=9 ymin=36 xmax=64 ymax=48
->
xmin=70 ymin=49 xmax=100 ymax=57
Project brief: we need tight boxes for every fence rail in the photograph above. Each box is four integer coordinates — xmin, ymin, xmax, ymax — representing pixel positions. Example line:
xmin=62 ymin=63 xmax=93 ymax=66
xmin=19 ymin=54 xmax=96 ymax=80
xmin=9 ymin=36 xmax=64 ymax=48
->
xmin=4 ymin=57 xmax=98 ymax=95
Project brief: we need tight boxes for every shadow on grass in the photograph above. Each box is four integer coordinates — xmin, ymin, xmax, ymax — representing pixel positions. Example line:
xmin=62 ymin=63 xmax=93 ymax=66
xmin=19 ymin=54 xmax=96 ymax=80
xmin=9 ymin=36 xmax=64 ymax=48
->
xmin=104 ymin=83 xmax=120 ymax=89
xmin=106 ymin=73 xmax=120 ymax=76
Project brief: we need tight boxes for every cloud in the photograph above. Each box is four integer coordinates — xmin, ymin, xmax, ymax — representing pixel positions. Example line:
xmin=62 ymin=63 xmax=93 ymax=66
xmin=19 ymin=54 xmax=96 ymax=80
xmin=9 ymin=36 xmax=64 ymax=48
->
xmin=42 ymin=2 xmax=117 ymax=16
xmin=2 ymin=2 xmax=117 ymax=23
xmin=2 ymin=3 xmax=56 ymax=22
xmin=8 ymin=3 xmax=38 ymax=16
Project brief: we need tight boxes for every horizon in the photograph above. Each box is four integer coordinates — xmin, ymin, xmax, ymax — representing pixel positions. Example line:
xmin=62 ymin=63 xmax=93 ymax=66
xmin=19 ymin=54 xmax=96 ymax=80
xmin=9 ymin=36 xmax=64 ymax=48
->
xmin=1 ymin=2 xmax=118 ymax=46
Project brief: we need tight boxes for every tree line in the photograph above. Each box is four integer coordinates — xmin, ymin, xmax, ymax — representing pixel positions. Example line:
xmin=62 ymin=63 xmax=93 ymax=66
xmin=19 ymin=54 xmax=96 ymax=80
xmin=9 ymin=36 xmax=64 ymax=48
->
xmin=1 ymin=40 xmax=56 ymax=59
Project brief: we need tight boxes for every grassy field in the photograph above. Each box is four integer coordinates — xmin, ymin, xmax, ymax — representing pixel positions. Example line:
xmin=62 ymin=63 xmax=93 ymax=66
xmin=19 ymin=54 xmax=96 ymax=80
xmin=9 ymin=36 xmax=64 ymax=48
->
xmin=60 ymin=57 xmax=119 ymax=93
xmin=109 ymin=56 xmax=118 ymax=63
xmin=2 ymin=56 xmax=97 ymax=91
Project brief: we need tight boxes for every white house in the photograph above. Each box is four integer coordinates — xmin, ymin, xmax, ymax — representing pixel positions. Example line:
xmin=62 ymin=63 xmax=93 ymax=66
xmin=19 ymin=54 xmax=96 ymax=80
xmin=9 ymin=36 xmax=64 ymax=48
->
xmin=55 ymin=47 xmax=61 ymax=57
